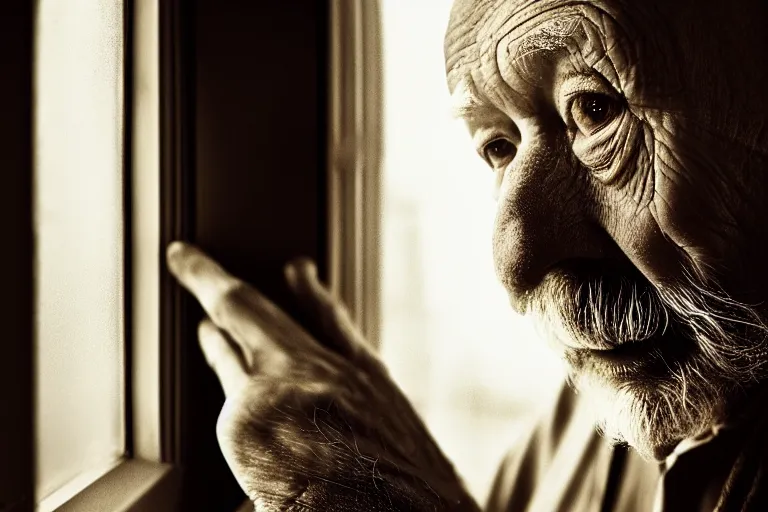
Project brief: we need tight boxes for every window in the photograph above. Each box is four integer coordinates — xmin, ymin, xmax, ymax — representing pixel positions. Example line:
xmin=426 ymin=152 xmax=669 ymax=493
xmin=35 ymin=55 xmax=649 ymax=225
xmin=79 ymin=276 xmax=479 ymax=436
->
xmin=2 ymin=1 xmax=331 ymax=510
xmin=34 ymin=1 xmax=126 ymax=508
xmin=378 ymin=0 xmax=565 ymax=503
xmin=30 ymin=1 xmax=180 ymax=509
xmin=30 ymin=1 xmax=329 ymax=509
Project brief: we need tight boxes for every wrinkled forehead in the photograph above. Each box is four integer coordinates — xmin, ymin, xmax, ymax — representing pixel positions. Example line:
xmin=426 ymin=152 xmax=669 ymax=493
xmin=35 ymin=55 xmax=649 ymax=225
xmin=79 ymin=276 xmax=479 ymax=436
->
xmin=444 ymin=0 xmax=634 ymax=93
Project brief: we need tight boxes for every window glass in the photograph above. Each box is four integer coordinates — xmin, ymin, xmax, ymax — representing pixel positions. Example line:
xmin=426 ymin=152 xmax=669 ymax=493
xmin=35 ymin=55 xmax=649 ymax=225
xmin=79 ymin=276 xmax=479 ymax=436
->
xmin=379 ymin=0 xmax=565 ymax=502
xmin=33 ymin=0 xmax=126 ymax=507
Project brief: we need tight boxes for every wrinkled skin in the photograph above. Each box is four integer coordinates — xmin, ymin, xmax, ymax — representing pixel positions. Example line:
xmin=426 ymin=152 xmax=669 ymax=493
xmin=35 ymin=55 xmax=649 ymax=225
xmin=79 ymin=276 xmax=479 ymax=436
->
xmin=167 ymin=243 xmax=480 ymax=511
xmin=446 ymin=0 xmax=768 ymax=304
xmin=445 ymin=0 xmax=768 ymax=459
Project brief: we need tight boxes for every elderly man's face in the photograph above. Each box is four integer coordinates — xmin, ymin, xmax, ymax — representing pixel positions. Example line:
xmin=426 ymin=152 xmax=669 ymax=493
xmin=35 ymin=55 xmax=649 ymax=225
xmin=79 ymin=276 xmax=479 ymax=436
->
xmin=445 ymin=0 xmax=768 ymax=459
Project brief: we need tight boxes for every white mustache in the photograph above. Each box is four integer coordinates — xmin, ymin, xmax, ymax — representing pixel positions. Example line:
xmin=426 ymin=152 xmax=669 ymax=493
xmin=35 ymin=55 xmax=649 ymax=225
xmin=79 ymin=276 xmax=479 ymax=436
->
xmin=527 ymin=264 xmax=768 ymax=379
xmin=529 ymin=275 xmax=669 ymax=350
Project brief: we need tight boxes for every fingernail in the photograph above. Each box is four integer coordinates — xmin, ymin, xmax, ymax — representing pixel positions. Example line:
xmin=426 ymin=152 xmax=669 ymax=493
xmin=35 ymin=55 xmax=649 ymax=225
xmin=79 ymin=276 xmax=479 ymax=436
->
xmin=166 ymin=241 xmax=186 ymax=270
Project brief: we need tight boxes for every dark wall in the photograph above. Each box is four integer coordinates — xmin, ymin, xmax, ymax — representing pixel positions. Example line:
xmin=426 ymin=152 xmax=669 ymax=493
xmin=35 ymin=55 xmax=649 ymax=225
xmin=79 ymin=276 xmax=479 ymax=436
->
xmin=177 ymin=1 xmax=328 ymax=509
xmin=194 ymin=2 xmax=328 ymax=286
xmin=0 ymin=1 xmax=34 ymax=510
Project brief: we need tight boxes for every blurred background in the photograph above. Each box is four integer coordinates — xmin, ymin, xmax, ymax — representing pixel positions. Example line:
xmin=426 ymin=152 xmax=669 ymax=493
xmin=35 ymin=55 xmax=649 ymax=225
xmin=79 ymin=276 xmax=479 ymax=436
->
xmin=378 ymin=0 xmax=565 ymax=502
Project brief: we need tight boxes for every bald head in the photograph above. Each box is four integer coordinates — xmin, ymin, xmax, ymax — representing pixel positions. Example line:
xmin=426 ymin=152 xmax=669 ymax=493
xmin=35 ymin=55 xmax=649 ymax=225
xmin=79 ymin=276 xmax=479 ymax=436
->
xmin=444 ymin=0 xmax=768 ymax=459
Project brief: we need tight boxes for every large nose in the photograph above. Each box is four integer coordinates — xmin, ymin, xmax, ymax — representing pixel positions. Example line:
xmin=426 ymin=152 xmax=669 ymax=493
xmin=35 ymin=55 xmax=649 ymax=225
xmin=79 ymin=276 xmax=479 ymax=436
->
xmin=493 ymin=130 xmax=614 ymax=312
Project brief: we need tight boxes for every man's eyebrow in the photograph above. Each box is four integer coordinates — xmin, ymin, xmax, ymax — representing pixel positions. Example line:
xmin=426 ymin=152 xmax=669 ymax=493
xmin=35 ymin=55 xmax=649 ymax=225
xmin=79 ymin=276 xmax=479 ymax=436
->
xmin=451 ymin=101 xmax=491 ymax=120
xmin=450 ymin=78 xmax=494 ymax=120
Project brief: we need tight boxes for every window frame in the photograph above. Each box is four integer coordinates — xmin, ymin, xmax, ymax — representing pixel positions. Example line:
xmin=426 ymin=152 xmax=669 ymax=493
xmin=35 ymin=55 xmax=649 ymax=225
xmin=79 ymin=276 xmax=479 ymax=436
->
xmin=327 ymin=0 xmax=383 ymax=346
xmin=40 ymin=0 xmax=184 ymax=509
xmin=9 ymin=0 xmax=383 ymax=509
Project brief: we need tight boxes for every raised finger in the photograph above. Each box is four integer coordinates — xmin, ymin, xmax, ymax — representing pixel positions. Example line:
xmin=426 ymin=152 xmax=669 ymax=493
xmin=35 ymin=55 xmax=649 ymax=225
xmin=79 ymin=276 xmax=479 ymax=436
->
xmin=198 ymin=318 xmax=249 ymax=397
xmin=166 ymin=241 xmax=243 ymax=325
xmin=285 ymin=258 xmax=380 ymax=366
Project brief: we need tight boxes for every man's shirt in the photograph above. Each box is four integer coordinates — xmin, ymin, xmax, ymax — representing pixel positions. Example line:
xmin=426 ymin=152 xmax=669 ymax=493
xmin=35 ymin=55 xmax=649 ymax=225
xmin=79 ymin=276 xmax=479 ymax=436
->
xmin=485 ymin=384 xmax=748 ymax=511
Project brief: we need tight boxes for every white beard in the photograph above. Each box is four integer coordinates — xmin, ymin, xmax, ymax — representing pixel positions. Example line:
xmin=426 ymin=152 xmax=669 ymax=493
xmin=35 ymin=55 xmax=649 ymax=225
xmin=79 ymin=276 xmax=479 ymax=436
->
xmin=569 ymin=366 xmax=725 ymax=460
xmin=524 ymin=267 xmax=768 ymax=461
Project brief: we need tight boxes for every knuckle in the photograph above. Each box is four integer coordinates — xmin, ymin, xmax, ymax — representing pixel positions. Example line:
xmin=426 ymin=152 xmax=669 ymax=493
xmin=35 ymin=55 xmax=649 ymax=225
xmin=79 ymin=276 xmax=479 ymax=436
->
xmin=263 ymin=349 xmax=291 ymax=375
xmin=210 ymin=280 xmax=250 ymax=325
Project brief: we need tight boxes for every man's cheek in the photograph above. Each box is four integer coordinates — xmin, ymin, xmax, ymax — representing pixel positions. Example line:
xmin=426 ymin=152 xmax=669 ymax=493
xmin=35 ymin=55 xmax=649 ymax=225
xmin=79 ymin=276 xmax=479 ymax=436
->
xmin=589 ymin=119 xmax=692 ymax=288
xmin=606 ymin=204 xmax=688 ymax=288
xmin=644 ymin=118 xmax=743 ymax=282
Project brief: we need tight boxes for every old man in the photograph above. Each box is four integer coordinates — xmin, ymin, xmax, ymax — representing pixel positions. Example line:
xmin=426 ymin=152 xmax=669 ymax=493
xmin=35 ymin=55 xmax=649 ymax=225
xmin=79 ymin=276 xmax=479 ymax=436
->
xmin=167 ymin=0 xmax=768 ymax=510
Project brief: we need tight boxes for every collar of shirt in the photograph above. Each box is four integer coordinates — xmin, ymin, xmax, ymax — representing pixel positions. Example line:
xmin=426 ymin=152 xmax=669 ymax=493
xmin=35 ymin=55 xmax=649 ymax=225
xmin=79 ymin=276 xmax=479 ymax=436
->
xmin=662 ymin=423 xmax=727 ymax=473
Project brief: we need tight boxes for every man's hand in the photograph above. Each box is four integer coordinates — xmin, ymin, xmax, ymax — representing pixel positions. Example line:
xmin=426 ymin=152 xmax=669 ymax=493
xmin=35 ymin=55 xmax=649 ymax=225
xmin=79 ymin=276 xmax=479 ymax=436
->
xmin=166 ymin=242 xmax=479 ymax=511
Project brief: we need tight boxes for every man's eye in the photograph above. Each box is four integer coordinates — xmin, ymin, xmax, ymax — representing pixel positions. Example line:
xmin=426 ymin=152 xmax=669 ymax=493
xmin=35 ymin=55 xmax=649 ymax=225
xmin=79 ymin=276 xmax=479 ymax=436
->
xmin=482 ymin=138 xmax=517 ymax=169
xmin=569 ymin=93 xmax=620 ymax=135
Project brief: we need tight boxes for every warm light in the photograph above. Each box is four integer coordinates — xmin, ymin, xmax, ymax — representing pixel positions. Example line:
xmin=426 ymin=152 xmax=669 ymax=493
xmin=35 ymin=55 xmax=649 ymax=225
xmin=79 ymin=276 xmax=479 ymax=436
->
xmin=33 ymin=0 xmax=126 ymax=508
xmin=379 ymin=0 xmax=565 ymax=502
